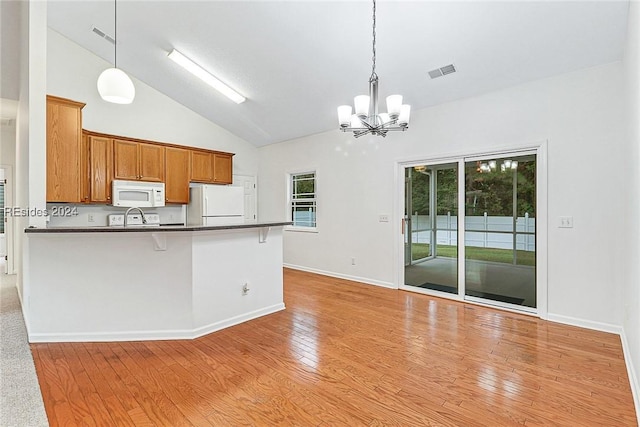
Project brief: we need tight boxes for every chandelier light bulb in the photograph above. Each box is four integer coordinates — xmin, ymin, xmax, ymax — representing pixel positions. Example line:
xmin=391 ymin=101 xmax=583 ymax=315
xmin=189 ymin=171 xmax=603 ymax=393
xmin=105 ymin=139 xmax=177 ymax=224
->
xmin=338 ymin=105 xmax=353 ymax=128
xmin=354 ymin=95 xmax=370 ymax=119
xmin=350 ymin=114 xmax=363 ymax=128
xmin=386 ymin=95 xmax=403 ymax=119
xmin=398 ymin=104 xmax=411 ymax=127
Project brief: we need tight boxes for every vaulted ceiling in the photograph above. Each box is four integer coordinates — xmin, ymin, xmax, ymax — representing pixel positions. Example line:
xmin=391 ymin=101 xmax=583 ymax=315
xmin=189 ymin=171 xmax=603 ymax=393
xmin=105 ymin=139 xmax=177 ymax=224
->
xmin=45 ymin=1 xmax=630 ymax=146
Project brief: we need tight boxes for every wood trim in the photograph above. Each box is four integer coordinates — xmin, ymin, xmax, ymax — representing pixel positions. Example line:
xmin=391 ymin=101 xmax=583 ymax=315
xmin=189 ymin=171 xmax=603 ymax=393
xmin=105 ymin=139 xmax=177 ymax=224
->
xmin=46 ymin=94 xmax=86 ymax=109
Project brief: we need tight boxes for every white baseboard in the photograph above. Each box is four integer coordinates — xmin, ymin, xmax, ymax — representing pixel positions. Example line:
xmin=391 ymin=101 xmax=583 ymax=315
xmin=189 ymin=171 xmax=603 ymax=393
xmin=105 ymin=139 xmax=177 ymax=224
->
xmin=620 ymin=329 xmax=640 ymax=423
xmin=547 ymin=313 xmax=622 ymax=335
xmin=191 ymin=303 xmax=286 ymax=339
xmin=28 ymin=303 xmax=286 ymax=343
xmin=283 ymin=263 xmax=396 ymax=289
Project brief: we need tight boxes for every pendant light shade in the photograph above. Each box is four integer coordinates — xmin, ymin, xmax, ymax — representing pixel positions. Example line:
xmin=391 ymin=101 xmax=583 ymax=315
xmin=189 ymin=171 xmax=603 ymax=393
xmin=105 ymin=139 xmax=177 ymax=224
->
xmin=98 ymin=0 xmax=135 ymax=104
xmin=97 ymin=68 xmax=135 ymax=104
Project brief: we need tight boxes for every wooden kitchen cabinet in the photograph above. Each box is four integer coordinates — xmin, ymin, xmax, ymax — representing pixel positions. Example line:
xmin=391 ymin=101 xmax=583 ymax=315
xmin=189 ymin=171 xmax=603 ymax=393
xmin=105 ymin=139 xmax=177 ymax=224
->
xmin=80 ymin=131 xmax=90 ymax=203
xmin=190 ymin=150 xmax=234 ymax=184
xmin=190 ymin=150 xmax=213 ymax=182
xmin=46 ymin=95 xmax=85 ymax=202
xmin=113 ymin=139 xmax=164 ymax=182
xmin=88 ymin=136 xmax=113 ymax=203
xmin=113 ymin=139 xmax=138 ymax=180
xmin=139 ymin=143 xmax=165 ymax=182
xmin=212 ymin=153 xmax=233 ymax=184
xmin=165 ymin=147 xmax=190 ymax=204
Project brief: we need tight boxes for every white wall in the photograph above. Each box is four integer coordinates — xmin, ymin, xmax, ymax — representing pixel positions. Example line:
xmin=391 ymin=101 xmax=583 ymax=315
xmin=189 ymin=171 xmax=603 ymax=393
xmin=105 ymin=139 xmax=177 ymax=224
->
xmin=259 ymin=61 xmax=626 ymax=329
xmin=622 ymin=0 xmax=640 ymax=417
xmin=46 ymin=29 xmax=258 ymax=176
xmin=15 ymin=1 xmax=47 ymax=301
xmin=1 ymin=125 xmax=16 ymax=167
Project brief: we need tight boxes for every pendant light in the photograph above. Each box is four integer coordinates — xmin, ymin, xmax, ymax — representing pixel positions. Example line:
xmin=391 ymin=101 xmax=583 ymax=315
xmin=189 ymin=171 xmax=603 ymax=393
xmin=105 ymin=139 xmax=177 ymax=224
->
xmin=97 ymin=0 xmax=135 ymax=104
xmin=337 ymin=0 xmax=410 ymax=138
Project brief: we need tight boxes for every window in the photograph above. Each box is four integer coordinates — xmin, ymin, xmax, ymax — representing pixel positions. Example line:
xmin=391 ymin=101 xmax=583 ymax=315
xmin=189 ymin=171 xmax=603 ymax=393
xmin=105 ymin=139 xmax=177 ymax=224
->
xmin=290 ymin=172 xmax=316 ymax=228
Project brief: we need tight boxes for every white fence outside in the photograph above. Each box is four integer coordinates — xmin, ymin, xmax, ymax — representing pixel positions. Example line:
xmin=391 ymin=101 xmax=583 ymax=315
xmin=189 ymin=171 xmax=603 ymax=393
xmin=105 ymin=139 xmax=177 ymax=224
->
xmin=411 ymin=213 xmax=535 ymax=252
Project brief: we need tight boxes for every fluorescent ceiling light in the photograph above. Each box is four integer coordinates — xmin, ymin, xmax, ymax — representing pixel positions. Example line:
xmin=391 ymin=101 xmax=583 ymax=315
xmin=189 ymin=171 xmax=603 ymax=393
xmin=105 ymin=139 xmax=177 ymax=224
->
xmin=168 ymin=49 xmax=246 ymax=104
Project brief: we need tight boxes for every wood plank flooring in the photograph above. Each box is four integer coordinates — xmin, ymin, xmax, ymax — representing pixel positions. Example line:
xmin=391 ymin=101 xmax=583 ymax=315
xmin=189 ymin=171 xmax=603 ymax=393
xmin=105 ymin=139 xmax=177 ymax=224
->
xmin=31 ymin=268 xmax=637 ymax=426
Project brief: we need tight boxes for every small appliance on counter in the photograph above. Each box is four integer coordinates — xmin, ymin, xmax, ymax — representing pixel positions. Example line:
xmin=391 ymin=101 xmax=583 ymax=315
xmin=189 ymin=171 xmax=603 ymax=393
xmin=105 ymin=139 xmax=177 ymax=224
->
xmin=112 ymin=180 xmax=165 ymax=208
xmin=108 ymin=213 xmax=161 ymax=227
xmin=187 ymin=185 xmax=244 ymax=226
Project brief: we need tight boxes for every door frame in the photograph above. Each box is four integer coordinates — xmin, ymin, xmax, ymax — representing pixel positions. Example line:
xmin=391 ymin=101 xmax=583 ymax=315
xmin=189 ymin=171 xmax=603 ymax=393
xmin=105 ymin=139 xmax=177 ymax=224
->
xmin=394 ymin=141 xmax=548 ymax=319
xmin=1 ymin=165 xmax=14 ymax=275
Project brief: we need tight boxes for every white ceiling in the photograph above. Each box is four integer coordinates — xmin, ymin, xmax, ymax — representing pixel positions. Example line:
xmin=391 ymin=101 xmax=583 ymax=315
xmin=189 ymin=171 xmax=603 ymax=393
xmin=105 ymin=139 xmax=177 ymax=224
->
xmin=47 ymin=1 xmax=629 ymax=147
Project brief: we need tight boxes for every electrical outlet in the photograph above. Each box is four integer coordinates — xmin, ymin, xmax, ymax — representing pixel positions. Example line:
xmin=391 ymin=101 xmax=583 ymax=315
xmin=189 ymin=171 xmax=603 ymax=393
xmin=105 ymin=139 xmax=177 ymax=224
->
xmin=559 ymin=216 xmax=573 ymax=228
xmin=242 ymin=283 xmax=250 ymax=295
xmin=88 ymin=214 xmax=95 ymax=223
xmin=379 ymin=215 xmax=389 ymax=222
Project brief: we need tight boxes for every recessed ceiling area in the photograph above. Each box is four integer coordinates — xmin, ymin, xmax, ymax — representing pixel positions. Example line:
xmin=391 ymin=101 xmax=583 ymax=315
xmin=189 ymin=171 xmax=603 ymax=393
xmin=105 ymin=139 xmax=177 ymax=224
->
xmin=47 ymin=1 xmax=630 ymax=147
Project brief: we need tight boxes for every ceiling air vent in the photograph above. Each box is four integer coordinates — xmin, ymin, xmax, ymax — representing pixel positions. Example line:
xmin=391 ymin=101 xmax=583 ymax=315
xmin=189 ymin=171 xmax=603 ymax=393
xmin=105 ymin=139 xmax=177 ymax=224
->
xmin=91 ymin=26 xmax=115 ymax=45
xmin=428 ymin=64 xmax=457 ymax=79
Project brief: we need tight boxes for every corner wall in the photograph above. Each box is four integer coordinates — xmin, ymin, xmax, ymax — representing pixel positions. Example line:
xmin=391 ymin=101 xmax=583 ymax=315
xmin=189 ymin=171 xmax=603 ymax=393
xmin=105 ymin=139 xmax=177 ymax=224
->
xmin=15 ymin=0 xmax=47 ymax=305
xmin=259 ymin=61 xmax=626 ymax=330
xmin=621 ymin=0 xmax=640 ymax=418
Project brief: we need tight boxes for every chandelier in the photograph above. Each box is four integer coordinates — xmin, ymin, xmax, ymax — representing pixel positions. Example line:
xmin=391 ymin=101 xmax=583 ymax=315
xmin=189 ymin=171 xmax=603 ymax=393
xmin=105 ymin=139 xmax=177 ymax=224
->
xmin=337 ymin=0 xmax=410 ymax=138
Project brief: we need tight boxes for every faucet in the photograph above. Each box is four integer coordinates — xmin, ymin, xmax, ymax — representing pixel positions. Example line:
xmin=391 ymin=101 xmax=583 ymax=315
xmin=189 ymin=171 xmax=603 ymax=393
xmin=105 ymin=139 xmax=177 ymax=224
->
xmin=124 ymin=207 xmax=147 ymax=227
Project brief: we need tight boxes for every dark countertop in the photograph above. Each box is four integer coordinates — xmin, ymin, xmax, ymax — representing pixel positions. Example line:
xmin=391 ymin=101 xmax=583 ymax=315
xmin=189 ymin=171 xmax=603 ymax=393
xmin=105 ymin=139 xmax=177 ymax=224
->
xmin=24 ymin=221 xmax=292 ymax=234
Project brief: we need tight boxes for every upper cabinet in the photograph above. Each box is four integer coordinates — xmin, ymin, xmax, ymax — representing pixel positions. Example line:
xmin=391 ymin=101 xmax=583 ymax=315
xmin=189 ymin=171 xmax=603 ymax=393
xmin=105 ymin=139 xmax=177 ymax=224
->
xmin=114 ymin=140 xmax=165 ymax=182
xmin=213 ymin=153 xmax=233 ymax=184
xmin=88 ymin=135 xmax=113 ymax=203
xmin=46 ymin=95 xmax=85 ymax=203
xmin=165 ymin=147 xmax=190 ymax=204
xmin=190 ymin=150 xmax=233 ymax=185
xmin=190 ymin=150 xmax=213 ymax=183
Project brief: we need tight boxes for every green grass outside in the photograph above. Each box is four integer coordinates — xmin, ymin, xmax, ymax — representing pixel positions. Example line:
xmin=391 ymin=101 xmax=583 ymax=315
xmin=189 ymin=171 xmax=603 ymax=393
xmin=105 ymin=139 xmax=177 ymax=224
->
xmin=411 ymin=243 xmax=535 ymax=266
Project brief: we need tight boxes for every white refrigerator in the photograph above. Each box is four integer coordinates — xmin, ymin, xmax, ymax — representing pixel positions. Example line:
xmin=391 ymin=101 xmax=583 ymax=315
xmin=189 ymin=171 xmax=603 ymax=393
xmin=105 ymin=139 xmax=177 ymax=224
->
xmin=187 ymin=185 xmax=245 ymax=226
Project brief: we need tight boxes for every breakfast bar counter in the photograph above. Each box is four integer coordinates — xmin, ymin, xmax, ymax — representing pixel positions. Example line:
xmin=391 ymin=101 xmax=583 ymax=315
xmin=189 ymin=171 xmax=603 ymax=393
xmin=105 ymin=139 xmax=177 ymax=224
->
xmin=24 ymin=221 xmax=291 ymax=342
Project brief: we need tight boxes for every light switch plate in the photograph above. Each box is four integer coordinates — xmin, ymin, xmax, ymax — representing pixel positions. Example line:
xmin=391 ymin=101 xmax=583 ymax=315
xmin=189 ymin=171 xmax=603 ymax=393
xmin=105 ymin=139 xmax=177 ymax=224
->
xmin=559 ymin=216 xmax=573 ymax=228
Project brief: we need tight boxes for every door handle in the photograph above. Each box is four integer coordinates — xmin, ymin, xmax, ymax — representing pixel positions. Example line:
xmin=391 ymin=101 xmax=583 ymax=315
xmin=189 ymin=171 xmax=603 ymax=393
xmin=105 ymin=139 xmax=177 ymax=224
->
xmin=401 ymin=218 xmax=405 ymax=235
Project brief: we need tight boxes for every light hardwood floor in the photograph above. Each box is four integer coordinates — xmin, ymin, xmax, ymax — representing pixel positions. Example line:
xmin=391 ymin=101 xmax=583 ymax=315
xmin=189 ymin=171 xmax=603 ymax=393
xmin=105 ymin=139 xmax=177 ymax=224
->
xmin=32 ymin=268 xmax=637 ymax=426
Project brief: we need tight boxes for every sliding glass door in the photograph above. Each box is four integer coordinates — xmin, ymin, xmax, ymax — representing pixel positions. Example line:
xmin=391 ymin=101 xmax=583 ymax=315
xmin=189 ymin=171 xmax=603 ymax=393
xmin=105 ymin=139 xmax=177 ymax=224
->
xmin=402 ymin=152 xmax=537 ymax=313
xmin=464 ymin=155 xmax=536 ymax=309
xmin=404 ymin=163 xmax=458 ymax=295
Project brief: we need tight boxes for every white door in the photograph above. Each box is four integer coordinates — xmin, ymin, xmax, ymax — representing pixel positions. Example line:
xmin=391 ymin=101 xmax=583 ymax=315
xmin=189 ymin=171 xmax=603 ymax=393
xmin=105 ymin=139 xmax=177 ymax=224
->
xmin=232 ymin=175 xmax=257 ymax=223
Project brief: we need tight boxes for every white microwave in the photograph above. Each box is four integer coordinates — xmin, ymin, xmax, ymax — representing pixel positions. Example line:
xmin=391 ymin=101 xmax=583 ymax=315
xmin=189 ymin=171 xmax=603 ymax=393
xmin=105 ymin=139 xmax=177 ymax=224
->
xmin=112 ymin=180 xmax=165 ymax=208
